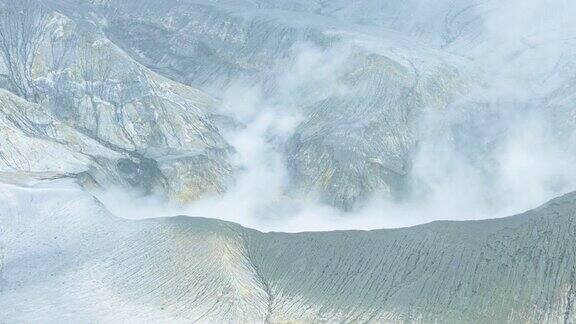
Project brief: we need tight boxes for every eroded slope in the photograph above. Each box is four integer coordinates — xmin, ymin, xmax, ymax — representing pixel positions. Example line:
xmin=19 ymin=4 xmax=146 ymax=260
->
xmin=1 ymin=177 xmax=574 ymax=323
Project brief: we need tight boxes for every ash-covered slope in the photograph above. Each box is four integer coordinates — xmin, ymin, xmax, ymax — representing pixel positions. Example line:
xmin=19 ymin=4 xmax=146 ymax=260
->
xmin=1 ymin=176 xmax=574 ymax=323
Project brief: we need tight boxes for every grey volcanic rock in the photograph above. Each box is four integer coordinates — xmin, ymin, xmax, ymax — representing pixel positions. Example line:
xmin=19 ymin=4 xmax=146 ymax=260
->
xmin=0 ymin=177 xmax=575 ymax=322
xmin=2 ymin=1 xmax=574 ymax=210
xmin=284 ymin=57 xmax=465 ymax=209
xmin=54 ymin=0 xmax=472 ymax=208
xmin=0 ymin=90 xmax=121 ymax=181
xmin=0 ymin=0 xmax=233 ymax=200
xmin=1 ymin=1 xmax=576 ymax=322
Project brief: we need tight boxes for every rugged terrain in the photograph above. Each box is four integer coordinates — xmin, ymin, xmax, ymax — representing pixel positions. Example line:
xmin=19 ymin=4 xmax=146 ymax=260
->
xmin=1 ymin=0 xmax=575 ymax=209
xmin=1 ymin=0 xmax=576 ymax=322
xmin=1 ymin=0 xmax=476 ymax=209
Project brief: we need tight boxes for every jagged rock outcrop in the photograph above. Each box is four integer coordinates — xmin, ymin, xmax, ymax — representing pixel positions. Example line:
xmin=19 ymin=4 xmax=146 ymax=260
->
xmin=0 ymin=89 xmax=121 ymax=182
xmin=2 ymin=0 xmax=575 ymax=213
xmin=0 ymin=176 xmax=574 ymax=322
xmin=3 ymin=0 xmax=573 ymax=210
xmin=0 ymin=0 xmax=233 ymax=200
xmin=47 ymin=0 xmax=473 ymax=209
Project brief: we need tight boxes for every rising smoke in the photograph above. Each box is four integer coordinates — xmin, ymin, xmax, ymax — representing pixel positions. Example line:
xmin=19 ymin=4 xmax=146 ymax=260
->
xmin=97 ymin=0 xmax=576 ymax=232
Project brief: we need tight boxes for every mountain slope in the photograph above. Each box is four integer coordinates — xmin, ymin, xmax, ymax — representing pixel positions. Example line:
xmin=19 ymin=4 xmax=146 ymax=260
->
xmin=1 ymin=176 xmax=574 ymax=322
xmin=0 ymin=0 xmax=233 ymax=201
xmin=3 ymin=0 xmax=574 ymax=211
xmin=55 ymin=0 xmax=473 ymax=209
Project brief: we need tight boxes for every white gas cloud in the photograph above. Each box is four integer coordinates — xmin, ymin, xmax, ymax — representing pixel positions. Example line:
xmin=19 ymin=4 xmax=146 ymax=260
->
xmin=97 ymin=1 xmax=576 ymax=232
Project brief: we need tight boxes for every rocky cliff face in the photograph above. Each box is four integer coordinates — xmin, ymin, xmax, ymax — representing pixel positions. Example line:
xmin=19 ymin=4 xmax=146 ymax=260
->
xmin=90 ymin=0 xmax=474 ymax=209
xmin=2 ymin=0 xmax=576 ymax=210
xmin=0 ymin=0 xmax=479 ymax=209
xmin=0 ymin=0 xmax=234 ymax=201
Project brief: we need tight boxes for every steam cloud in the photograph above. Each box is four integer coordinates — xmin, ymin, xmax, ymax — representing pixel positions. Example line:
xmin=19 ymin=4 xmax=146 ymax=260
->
xmin=97 ymin=1 xmax=576 ymax=232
